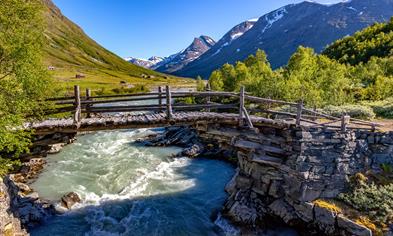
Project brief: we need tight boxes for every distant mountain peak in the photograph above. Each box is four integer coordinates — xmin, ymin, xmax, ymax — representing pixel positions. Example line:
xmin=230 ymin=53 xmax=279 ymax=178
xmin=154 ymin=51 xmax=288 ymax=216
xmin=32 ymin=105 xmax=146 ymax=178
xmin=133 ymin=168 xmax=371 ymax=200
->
xmin=126 ymin=35 xmax=216 ymax=72
xmin=125 ymin=56 xmax=164 ymax=69
xmin=153 ymin=35 xmax=216 ymax=73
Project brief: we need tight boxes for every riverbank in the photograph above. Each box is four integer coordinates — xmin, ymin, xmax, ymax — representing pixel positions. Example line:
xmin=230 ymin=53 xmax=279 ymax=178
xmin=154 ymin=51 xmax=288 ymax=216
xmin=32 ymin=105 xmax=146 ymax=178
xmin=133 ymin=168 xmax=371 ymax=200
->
xmin=0 ymin=131 xmax=77 ymax=235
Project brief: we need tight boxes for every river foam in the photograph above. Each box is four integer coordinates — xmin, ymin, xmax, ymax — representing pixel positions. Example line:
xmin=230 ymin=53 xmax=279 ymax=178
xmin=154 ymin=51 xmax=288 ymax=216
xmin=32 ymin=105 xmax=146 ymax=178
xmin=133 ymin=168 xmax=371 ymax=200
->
xmin=30 ymin=129 xmax=236 ymax=236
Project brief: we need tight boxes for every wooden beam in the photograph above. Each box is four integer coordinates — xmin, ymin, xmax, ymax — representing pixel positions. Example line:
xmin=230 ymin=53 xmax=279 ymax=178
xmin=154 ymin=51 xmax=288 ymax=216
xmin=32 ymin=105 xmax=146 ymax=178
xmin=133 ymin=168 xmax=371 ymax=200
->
xmin=88 ymin=92 xmax=161 ymax=99
xmin=244 ymin=95 xmax=297 ymax=106
xmin=296 ymin=101 xmax=303 ymax=126
xmin=158 ymin=86 xmax=163 ymax=111
xmin=86 ymin=88 xmax=91 ymax=118
xmin=166 ymin=85 xmax=172 ymax=120
xmin=206 ymin=82 xmax=211 ymax=112
xmin=42 ymin=106 xmax=75 ymax=115
xmin=73 ymin=85 xmax=81 ymax=126
xmin=242 ymin=106 xmax=254 ymax=128
xmin=341 ymin=115 xmax=350 ymax=132
xmin=239 ymin=86 xmax=245 ymax=126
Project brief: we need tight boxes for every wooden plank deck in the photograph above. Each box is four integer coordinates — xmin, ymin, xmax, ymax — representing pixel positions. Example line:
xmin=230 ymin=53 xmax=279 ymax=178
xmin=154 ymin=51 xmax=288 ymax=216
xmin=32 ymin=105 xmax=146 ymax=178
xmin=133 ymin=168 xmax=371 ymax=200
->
xmin=27 ymin=112 xmax=293 ymax=134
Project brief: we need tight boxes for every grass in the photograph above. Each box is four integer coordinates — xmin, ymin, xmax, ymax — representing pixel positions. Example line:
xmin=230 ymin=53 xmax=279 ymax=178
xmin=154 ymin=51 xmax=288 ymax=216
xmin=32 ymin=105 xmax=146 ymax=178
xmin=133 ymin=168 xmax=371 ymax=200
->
xmin=51 ymin=67 xmax=194 ymax=96
xmin=42 ymin=0 xmax=195 ymax=96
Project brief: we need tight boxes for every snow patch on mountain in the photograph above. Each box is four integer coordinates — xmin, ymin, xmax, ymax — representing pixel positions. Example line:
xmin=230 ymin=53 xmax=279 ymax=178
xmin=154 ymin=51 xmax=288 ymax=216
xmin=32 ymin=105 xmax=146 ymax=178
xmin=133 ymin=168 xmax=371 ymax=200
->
xmin=247 ymin=18 xmax=259 ymax=22
xmin=262 ymin=7 xmax=287 ymax=34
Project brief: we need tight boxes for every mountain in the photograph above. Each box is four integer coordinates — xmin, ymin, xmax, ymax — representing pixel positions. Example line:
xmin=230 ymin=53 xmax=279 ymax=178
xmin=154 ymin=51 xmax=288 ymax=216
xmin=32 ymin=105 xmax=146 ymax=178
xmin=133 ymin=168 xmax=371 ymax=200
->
xmin=42 ymin=0 xmax=187 ymax=92
xmin=125 ymin=56 xmax=164 ymax=69
xmin=199 ymin=19 xmax=258 ymax=59
xmin=174 ymin=0 xmax=393 ymax=78
xmin=155 ymin=35 xmax=216 ymax=73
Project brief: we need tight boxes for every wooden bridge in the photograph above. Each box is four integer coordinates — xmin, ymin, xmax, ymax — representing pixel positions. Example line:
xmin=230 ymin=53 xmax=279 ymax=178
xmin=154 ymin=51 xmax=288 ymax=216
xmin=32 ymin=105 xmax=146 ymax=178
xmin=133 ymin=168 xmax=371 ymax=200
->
xmin=29 ymin=85 xmax=382 ymax=134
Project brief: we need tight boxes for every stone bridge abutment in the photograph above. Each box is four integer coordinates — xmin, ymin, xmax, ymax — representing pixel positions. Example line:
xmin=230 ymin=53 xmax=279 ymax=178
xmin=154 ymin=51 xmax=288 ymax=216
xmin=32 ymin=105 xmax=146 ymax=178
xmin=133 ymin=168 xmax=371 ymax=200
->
xmin=192 ymin=121 xmax=393 ymax=235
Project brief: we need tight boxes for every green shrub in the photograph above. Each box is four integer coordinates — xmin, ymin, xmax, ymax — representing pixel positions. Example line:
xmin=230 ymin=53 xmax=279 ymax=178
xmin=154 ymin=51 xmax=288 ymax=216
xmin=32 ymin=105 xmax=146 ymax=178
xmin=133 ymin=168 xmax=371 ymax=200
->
xmin=339 ymin=183 xmax=393 ymax=226
xmin=175 ymin=97 xmax=196 ymax=105
xmin=363 ymin=98 xmax=393 ymax=118
xmin=322 ymin=105 xmax=376 ymax=120
xmin=0 ymin=158 xmax=21 ymax=177
xmin=94 ymin=87 xmax=106 ymax=96
xmin=110 ymin=85 xmax=149 ymax=94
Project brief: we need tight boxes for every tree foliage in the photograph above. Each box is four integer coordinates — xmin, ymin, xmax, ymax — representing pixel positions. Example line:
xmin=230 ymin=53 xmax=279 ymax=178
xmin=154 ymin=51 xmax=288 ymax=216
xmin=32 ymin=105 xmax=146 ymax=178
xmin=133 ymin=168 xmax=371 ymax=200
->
xmin=209 ymin=48 xmax=359 ymax=107
xmin=209 ymin=41 xmax=393 ymax=108
xmin=323 ymin=18 xmax=393 ymax=65
xmin=0 ymin=0 xmax=53 ymax=175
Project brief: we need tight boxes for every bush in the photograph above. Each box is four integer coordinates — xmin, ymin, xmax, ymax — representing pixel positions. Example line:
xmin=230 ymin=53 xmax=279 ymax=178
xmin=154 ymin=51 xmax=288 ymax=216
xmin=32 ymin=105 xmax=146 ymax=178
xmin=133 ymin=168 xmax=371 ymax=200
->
xmin=111 ymin=85 xmax=149 ymax=94
xmin=322 ymin=105 xmax=376 ymax=120
xmin=0 ymin=158 xmax=21 ymax=177
xmin=338 ymin=182 xmax=393 ymax=226
xmin=363 ymin=98 xmax=393 ymax=118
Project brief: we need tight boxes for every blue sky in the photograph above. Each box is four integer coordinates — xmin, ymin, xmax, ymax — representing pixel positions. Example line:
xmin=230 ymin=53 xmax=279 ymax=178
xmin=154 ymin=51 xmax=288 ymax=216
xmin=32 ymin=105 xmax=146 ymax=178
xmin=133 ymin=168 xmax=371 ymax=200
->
xmin=53 ymin=0 xmax=345 ymax=59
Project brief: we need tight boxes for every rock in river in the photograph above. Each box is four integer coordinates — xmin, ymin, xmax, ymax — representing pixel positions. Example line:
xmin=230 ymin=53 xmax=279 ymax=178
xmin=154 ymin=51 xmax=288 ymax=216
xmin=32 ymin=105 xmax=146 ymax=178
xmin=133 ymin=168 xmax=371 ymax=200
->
xmin=60 ymin=192 xmax=81 ymax=210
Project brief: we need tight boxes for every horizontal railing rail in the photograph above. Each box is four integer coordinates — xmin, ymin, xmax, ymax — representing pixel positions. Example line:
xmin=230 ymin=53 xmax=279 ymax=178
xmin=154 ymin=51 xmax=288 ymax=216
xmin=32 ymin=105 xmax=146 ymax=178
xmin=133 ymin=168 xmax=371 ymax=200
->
xmin=43 ymin=85 xmax=382 ymax=132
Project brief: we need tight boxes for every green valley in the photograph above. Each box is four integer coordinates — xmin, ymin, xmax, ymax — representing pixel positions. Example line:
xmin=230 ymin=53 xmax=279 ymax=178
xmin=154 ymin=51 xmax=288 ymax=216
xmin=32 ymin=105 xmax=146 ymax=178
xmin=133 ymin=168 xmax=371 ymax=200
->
xmin=42 ymin=0 xmax=193 ymax=95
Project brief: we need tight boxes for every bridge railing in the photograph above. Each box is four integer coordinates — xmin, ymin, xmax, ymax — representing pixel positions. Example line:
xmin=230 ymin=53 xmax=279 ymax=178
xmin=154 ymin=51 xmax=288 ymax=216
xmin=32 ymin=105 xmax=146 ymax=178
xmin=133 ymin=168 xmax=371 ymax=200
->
xmin=45 ymin=85 xmax=381 ymax=131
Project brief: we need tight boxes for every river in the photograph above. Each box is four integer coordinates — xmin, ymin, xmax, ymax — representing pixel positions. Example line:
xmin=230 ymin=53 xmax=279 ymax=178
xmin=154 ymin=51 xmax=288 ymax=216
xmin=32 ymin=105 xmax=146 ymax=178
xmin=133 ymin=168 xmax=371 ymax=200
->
xmin=30 ymin=128 xmax=239 ymax=235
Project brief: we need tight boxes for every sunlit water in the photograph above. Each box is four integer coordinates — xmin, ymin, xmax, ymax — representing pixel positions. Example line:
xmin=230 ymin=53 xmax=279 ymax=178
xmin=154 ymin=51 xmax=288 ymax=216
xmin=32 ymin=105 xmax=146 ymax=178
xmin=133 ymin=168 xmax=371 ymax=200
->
xmin=30 ymin=128 xmax=237 ymax=236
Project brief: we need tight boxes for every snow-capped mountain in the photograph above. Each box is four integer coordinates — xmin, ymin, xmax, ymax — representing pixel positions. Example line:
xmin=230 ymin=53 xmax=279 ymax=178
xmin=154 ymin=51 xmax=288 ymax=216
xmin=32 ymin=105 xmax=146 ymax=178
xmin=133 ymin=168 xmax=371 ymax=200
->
xmin=209 ymin=19 xmax=258 ymax=58
xmin=174 ymin=0 xmax=393 ymax=78
xmin=126 ymin=35 xmax=215 ymax=72
xmin=155 ymin=35 xmax=216 ymax=73
xmin=125 ymin=56 xmax=164 ymax=69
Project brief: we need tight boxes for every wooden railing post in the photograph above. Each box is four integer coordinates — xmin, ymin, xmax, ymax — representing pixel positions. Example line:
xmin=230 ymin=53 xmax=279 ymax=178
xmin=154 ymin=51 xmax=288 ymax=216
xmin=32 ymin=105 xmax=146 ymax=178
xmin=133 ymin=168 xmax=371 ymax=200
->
xmin=296 ymin=100 xmax=303 ymax=126
xmin=73 ymin=85 xmax=81 ymax=125
xmin=371 ymin=123 xmax=376 ymax=132
xmin=341 ymin=115 xmax=350 ymax=132
xmin=86 ymin=88 xmax=91 ymax=118
xmin=206 ymin=82 xmax=211 ymax=112
xmin=166 ymin=85 xmax=172 ymax=120
xmin=158 ymin=86 xmax=163 ymax=111
xmin=239 ymin=86 xmax=245 ymax=126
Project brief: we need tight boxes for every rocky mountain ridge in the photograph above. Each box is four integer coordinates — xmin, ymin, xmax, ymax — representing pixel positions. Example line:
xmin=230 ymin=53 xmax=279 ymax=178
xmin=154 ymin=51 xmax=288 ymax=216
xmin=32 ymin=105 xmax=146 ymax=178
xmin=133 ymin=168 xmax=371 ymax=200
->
xmin=175 ymin=0 xmax=393 ymax=78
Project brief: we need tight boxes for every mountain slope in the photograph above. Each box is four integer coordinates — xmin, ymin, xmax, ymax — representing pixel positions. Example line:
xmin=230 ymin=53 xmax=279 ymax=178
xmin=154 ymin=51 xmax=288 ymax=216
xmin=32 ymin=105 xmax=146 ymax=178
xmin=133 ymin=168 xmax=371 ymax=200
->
xmin=175 ymin=0 xmax=393 ymax=78
xmin=323 ymin=17 xmax=393 ymax=65
xmin=194 ymin=19 xmax=257 ymax=62
xmin=155 ymin=35 xmax=216 ymax=73
xmin=42 ymin=0 xmax=191 ymax=93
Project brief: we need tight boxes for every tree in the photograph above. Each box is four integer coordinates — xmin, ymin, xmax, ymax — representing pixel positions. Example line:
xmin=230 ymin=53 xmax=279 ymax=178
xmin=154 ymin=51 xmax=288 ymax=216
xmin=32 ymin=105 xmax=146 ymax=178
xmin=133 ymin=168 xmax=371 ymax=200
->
xmin=195 ymin=76 xmax=206 ymax=91
xmin=221 ymin=63 xmax=237 ymax=91
xmin=244 ymin=50 xmax=279 ymax=98
xmin=233 ymin=62 xmax=250 ymax=91
xmin=0 ymin=0 xmax=53 ymax=175
xmin=209 ymin=70 xmax=224 ymax=91
xmin=283 ymin=47 xmax=321 ymax=105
